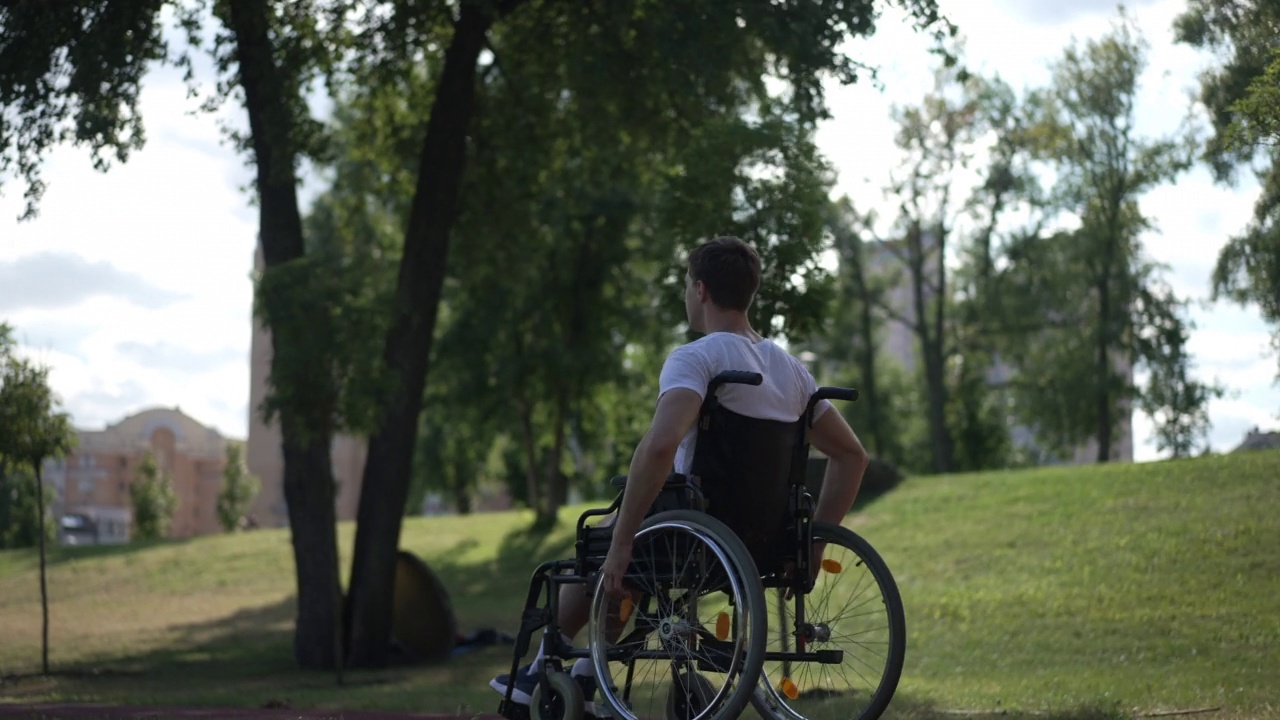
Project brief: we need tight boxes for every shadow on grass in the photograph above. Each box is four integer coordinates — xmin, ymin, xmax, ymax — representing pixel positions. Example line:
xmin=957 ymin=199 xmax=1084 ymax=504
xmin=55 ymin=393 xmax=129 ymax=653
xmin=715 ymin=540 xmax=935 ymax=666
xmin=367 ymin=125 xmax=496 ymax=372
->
xmin=0 ymin=597 xmax=304 ymax=708
xmin=0 ymin=599 xmax=295 ymax=690
xmin=0 ymin=537 xmax=205 ymax=572
xmin=424 ymin=521 xmax=579 ymax=639
xmin=41 ymin=536 xmax=201 ymax=567
xmin=881 ymin=693 xmax=1131 ymax=720
xmin=494 ymin=522 xmax=576 ymax=573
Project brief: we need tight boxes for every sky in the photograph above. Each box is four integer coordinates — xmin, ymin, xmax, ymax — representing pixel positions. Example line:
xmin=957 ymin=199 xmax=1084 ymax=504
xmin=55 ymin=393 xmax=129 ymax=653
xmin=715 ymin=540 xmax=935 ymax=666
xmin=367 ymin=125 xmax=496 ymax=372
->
xmin=1 ymin=0 xmax=1276 ymax=462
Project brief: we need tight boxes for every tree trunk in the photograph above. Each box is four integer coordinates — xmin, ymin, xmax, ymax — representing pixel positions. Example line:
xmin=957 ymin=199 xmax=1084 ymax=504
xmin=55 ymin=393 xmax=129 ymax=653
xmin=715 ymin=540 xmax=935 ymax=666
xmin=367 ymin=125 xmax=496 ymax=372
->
xmin=1093 ymin=182 xmax=1123 ymax=464
xmin=452 ymin=457 xmax=472 ymax=515
xmin=1095 ymin=262 xmax=1114 ymax=463
xmin=35 ymin=464 xmax=48 ymax=675
xmin=516 ymin=395 xmax=542 ymax=514
xmin=223 ymin=0 xmax=342 ymax=671
xmin=538 ymin=392 xmax=569 ymax=529
xmin=921 ymin=338 xmax=953 ymax=473
xmin=0 ymin=462 xmax=9 ymax=543
xmin=853 ymin=251 xmax=884 ymax=458
xmin=908 ymin=226 xmax=953 ymax=473
xmin=933 ymin=223 xmax=955 ymax=471
xmin=539 ymin=237 xmax=591 ymax=527
xmin=344 ymin=4 xmax=496 ymax=669
xmin=281 ymin=437 xmax=343 ymax=670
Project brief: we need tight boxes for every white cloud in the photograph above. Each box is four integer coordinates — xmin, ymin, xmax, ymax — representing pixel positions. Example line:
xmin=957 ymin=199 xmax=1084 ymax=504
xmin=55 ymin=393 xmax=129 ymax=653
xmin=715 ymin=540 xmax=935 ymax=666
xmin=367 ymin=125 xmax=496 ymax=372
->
xmin=2 ymin=64 xmax=257 ymax=440
xmin=0 ymin=252 xmax=187 ymax=312
xmin=990 ymin=0 xmax=1169 ymax=27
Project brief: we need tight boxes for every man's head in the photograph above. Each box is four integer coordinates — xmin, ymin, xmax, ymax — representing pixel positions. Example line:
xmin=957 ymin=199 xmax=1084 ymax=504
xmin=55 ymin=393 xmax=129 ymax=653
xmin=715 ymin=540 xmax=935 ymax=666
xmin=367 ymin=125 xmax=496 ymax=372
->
xmin=685 ymin=236 xmax=761 ymax=332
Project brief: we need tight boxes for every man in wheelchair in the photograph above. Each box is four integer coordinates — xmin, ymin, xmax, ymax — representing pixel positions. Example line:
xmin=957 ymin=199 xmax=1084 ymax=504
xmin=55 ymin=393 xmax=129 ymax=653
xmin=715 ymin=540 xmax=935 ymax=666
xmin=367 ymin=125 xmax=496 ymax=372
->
xmin=491 ymin=236 xmax=872 ymax=720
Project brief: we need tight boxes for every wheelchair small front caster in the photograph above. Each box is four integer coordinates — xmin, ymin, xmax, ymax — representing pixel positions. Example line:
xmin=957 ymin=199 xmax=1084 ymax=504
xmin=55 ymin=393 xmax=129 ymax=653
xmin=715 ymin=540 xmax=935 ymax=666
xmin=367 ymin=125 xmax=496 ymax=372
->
xmin=666 ymin=670 xmax=717 ymax=720
xmin=530 ymin=670 xmax=585 ymax=720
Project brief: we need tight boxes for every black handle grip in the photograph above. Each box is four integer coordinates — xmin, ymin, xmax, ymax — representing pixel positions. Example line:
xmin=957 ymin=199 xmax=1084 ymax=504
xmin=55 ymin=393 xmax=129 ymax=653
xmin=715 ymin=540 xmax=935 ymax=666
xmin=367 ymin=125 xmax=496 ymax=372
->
xmin=713 ymin=371 xmax=764 ymax=387
xmin=805 ymin=386 xmax=858 ymax=427
xmin=702 ymin=371 xmax=764 ymax=423
xmin=814 ymin=386 xmax=859 ymax=402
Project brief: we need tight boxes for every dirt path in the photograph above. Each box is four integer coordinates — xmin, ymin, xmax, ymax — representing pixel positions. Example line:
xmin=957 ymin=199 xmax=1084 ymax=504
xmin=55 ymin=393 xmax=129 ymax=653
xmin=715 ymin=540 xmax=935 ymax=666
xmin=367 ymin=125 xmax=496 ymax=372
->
xmin=0 ymin=704 xmax=502 ymax=720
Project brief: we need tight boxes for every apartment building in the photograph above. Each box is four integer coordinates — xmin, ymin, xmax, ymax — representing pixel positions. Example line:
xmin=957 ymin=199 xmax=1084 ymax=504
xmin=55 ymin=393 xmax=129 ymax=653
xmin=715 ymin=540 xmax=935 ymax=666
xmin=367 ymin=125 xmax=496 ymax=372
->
xmin=43 ymin=407 xmax=231 ymax=544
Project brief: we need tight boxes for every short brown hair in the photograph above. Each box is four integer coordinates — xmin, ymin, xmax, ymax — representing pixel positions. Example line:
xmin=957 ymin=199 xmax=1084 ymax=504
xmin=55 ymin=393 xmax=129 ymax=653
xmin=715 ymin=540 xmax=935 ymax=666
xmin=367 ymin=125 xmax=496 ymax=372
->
xmin=688 ymin=236 xmax=761 ymax=311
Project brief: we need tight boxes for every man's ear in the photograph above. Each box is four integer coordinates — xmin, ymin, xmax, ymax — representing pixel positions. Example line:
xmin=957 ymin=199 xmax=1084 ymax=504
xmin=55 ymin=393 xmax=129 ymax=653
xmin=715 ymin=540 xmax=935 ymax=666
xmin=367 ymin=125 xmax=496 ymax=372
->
xmin=696 ymin=280 xmax=709 ymax=303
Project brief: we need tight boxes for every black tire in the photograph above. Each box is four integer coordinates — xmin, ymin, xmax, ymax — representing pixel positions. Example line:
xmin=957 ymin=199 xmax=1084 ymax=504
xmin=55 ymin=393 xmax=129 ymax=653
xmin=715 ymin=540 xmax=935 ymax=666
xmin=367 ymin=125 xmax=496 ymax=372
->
xmin=589 ymin=509 xmax=768 ymax=720
xmin=531 ymin=670 xmax=584 ymax=720
xmin=666 ymin=670 xmax=717 ymax=720
xmin=751 ymin=522 xmax=906 ymax=720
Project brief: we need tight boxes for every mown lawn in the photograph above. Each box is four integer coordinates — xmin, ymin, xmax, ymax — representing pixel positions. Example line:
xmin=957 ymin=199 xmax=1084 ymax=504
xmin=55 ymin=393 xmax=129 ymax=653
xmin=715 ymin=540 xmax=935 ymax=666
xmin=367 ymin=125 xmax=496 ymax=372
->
xmin=1 ymin=450 xmax=1277 ymax=719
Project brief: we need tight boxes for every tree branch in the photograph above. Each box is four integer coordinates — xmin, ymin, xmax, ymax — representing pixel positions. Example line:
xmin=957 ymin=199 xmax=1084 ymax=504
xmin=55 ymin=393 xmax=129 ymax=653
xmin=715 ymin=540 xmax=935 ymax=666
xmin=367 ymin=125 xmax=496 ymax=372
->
xmin=872 ymin=295 xmax=922 ymax=333
xmin=878 ymin=237 xmax=914 ymax=269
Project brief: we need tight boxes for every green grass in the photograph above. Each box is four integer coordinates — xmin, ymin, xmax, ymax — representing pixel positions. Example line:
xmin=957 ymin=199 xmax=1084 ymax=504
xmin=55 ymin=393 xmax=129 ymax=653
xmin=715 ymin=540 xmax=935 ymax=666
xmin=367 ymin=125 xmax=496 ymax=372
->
xmin=1 ymin=450 xmax=1278 ymax=719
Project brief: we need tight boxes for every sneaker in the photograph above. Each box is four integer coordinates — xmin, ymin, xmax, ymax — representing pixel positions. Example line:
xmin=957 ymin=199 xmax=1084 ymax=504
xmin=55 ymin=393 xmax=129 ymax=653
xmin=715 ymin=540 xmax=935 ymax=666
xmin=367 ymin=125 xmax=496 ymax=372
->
xmin=490 ymin=663 xmax=539 ymax=705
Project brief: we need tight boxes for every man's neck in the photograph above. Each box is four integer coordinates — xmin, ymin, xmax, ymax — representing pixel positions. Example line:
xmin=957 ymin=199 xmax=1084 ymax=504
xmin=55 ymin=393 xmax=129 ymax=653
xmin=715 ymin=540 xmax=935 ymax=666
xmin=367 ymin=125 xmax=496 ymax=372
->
xmin=704 ymin=312 xmax=760 ymax=341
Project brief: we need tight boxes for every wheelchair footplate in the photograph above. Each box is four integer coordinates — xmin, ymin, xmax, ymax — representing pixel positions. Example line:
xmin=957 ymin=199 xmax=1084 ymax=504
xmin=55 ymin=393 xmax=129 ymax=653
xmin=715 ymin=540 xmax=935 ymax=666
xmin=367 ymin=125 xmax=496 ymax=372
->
xmin=499 ymin=700 xmax=531 ymax=720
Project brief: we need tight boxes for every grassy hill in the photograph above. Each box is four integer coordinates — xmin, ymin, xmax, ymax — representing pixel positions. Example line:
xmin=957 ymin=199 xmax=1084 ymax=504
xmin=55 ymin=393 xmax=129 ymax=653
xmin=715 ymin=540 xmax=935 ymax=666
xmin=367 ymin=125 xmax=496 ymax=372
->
xmin=0 ymin=450 xmax=1277 ymax=719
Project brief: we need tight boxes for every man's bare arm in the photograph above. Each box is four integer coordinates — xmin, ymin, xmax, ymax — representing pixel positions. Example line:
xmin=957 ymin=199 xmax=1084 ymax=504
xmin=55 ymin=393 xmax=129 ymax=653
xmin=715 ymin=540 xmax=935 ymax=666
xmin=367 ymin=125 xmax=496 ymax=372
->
xmin=808 ymin=407 xmax=870 ymax=526
xmin=610 ymin=388 xmax=704 ymax=552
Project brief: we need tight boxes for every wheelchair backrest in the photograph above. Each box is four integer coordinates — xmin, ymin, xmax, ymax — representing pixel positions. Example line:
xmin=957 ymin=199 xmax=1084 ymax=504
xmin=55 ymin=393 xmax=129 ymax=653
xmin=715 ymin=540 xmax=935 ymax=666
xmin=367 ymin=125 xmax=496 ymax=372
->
xmin=689 ymin=397 xmax=808 ymax=570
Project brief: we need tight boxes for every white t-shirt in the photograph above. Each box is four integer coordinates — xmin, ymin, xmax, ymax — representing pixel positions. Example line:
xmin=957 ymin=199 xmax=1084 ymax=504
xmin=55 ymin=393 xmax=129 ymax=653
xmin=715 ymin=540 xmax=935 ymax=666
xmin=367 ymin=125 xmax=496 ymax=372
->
xmin=657 ymin=332 xmax=832 ymax=474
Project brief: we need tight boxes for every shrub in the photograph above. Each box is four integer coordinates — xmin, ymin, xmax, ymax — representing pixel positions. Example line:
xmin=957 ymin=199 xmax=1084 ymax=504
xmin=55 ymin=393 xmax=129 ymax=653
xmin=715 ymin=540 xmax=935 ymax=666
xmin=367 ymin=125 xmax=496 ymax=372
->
xmin=805 ymin=455 xmax=906 ymax=510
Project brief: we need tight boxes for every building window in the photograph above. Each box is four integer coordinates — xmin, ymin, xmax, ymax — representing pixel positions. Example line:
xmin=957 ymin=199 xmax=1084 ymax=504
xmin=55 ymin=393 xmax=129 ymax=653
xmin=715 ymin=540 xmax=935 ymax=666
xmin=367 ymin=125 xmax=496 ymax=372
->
xmin=77 ymin=478 xmax=94 ymax=496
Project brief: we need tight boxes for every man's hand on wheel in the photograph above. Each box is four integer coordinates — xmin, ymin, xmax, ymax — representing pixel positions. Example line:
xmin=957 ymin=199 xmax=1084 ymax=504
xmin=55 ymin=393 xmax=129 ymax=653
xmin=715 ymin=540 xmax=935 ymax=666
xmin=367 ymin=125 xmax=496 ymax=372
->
xmin=785 ymin=541 xmax=828 ymax=600
xmin=600 ymin=540 xmax=633 ymax=597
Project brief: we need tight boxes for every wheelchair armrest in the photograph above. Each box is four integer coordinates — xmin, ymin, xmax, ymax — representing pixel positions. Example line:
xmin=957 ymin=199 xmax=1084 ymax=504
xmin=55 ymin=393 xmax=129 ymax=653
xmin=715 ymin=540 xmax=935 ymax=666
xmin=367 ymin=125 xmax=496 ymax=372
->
xmin=654 ymin=474 xmax=710 ymax=515
xmin=610 ymin=473 xmax=698 ymax=490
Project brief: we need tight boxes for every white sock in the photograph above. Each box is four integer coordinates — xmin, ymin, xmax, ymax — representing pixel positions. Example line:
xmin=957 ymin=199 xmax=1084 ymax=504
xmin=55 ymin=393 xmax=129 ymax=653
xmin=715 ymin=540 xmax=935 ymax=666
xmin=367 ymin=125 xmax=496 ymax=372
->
xmin=534 ymin=632 xmax=573 ymax=669
xmin=571 ymin=658 xmax=593 ymax=677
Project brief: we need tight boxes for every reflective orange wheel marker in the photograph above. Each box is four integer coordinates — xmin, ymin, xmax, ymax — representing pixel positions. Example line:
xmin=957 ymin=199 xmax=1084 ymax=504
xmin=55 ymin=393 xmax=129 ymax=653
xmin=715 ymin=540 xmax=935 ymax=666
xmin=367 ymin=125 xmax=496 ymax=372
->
xmin=715 ymin=611 xmax=730 ymax=640
xmin=781 ymin=677 xmax=800 ymax=699
xmin=619 ymin=596 xmax=633 ymax=623
xmin=821 ymin=558 xmax=842 ymax=574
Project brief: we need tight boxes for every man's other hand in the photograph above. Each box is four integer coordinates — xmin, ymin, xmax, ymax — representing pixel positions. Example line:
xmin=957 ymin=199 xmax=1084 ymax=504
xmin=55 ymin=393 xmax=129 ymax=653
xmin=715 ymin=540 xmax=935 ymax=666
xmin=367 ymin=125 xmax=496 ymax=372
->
xmin=600 ymin=540 xmax=633 ymax=596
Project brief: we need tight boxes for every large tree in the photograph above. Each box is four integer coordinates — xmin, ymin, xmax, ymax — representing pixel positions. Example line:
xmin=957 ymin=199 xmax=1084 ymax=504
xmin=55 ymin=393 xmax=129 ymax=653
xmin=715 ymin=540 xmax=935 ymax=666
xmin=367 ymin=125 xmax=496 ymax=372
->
xmin=846 ymin=65 xmax=1026 ymax=473
xmin=1175 ymin=1 xmax=1280 ymax=380
xmin=1 ymin=0 xmax=957 ymax=669
xmin=4 ymin=0 xmax=365 ymax=669
xmin=1001 ymin=13 xmax=1219 ymax=461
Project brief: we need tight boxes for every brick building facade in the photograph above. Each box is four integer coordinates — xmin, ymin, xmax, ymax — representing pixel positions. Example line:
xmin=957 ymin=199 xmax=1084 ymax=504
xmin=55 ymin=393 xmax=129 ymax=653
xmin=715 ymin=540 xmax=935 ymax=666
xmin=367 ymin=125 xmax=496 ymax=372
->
xmin=43 ymin=407 xmax=230 ymax=543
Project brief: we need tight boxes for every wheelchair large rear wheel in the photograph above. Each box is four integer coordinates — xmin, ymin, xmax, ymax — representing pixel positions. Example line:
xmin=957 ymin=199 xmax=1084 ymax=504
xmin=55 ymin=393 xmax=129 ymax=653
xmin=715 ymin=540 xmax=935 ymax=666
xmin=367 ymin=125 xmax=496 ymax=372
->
xmin=751 ymin=522 xmax=906 ymax=720
xmin=588 ymin=510 xmax=767 ymax=720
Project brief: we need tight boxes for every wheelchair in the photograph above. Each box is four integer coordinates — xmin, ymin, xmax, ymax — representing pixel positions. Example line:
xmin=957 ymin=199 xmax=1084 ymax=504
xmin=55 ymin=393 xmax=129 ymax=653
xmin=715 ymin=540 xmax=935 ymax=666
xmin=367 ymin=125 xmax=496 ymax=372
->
xmin=498 ymin=371 xmax=907 ymax=720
